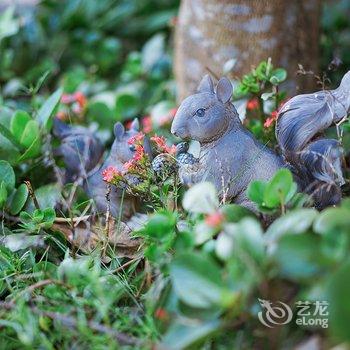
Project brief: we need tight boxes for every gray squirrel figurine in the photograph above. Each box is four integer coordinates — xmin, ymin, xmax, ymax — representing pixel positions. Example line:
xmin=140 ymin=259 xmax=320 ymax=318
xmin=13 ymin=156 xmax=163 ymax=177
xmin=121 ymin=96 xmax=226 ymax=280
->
xmin=54 ymin=118 xmax=150 ymax=219
xmin=171 ymin=72 xmax=350 ymax=211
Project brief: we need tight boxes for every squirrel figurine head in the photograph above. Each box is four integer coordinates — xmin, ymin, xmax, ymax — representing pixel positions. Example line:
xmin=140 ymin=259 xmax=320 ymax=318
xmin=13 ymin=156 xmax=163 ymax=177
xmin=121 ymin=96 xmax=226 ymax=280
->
xmin=109 ymin=119 xmax=152 ymax=165
xmin=171 ymin=75 xmax=238 ymax=143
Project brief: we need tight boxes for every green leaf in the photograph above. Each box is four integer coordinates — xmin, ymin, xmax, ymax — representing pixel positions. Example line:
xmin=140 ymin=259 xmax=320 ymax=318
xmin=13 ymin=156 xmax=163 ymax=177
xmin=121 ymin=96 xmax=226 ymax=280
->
xmin=220 ymin=204 xmax=255 ymax=223
xmin=10 ymin=110 xmax=32 ymax=143
xmin=161 ymin=319 xmax=221 ymax=350
xmin=247 ymin=180 xmax=267 ymax=205
xmin=0 ymin=181 xmax=8 ymax=207
xmin=9 ymin=184 xmax=29 ymax=215
xmin=170 ymin=252 xmax=234 ymax=309
xmin=0 ymin=123 xmax=23 ymax=151
xmin=313 ymin=207 xmax=350 ymax=235
xmin=273 ymin=234 xmax=323 ymax=280
xmin=17 ymin=136 xmax=41 ymax=162
xmin=20 ymin=120 xmax=40 ymax=148
xmin=265 ymin=209 xmax=318 ymax=245
xmin=182 ymin=182 xmax=219 ymax=214
xmin=327 ymin=260 xmax=350 ymax=342
xmin=0 ymin=161 xmax=15 ymax=193
xmin=25 ymin=184 xmax=62 ymax=213
xmin=264 ymin=169 xmax=293 ymax=208
xmin=0 ymin=7 xmax=19 ymax=42
xmin=37 ymin=88 xmax=63 ymax=129
xmin=270 ymin=68 xmax=287 ymax=85
xmin=222 ymin=218 xmax=265 ymax=266
xmin=115 ymin=93 xmax=139 ymax=120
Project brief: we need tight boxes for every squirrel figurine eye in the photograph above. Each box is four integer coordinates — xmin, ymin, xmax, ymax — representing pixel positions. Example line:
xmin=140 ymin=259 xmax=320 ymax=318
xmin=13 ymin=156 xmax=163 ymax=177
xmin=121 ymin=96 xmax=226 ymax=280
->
xmin=129 ymin=145 xmax=136 ymax=152
xmin=195 ymin=108 xmax=205 ymax=117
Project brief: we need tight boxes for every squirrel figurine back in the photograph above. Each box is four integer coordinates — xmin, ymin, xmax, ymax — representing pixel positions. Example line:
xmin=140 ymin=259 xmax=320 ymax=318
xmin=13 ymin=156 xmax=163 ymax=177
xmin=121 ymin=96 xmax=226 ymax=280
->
xmin=171 ymin=73 xmax=349 ymax=211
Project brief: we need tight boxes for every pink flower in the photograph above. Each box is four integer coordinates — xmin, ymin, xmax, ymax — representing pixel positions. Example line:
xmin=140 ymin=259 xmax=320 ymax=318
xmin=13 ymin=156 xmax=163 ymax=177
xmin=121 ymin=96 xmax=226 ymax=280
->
xmin=102 ymin=166 xmax=121 ymax=183
xmin=151 ymin=135 xmax=176 ymax=154
xmin=247 ymin=98 xmax=259 ymax=111
xmin=128 ymin=132 xmax=145 ymax=145
xmin=123 ymin=159 xmax=135 ymax=171
xmin=205 ymin=212 xmax=225 ymax=228
xmin=61 ymin=94 xmax=75 ymax=104
xmin=142 ymin=116 xmax=153 ymax=133
xmin=264 ymin=110 xmax=278 ymax=128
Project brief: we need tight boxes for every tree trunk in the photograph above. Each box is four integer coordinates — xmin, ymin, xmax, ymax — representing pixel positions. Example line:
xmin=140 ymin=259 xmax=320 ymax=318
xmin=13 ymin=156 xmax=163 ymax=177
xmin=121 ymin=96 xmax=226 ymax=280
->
xmin=174 ymin=0 xmax=321 ymax=100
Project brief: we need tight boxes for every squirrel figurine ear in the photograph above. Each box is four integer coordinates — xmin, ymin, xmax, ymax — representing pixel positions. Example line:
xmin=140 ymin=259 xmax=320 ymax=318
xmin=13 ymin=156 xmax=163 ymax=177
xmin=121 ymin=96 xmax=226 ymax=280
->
xmin=216 ymin=77 xmax=233 ymax=104
xmin=130 ymin=118 xmax=140 ymax=131
xmin=114 ymin=122 xmax=125 ymax=141
xmin=197 ymin=74 xmax=214 ymax=93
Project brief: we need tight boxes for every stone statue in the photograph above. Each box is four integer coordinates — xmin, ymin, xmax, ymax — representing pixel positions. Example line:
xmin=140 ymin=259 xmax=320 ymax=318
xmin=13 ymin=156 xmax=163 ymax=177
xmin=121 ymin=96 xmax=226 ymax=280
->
xmin=171 ymin=72 xmax=349 ymax=210
xmin=53 ymin=118 xmax=151 ymax=219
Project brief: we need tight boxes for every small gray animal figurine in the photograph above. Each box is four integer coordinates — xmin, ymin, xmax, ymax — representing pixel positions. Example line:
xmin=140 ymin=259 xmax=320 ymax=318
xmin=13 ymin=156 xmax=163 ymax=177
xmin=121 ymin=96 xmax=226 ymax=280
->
xmin=53 ymin=119 xmax=104 ymax=183
xmin=54 ymin=118 xmax=149 ymax=219
xmin=171 ymin=72 xmax=350 ymax=210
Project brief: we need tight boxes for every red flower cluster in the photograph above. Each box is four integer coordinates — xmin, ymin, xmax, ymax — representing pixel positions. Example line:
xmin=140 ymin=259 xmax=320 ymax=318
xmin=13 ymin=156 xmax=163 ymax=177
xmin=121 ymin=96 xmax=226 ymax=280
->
xmin=151 ymin=135 xmax=176 ymax=155
xmin=61 ymin=91 xmax=87 ymax=114
xmin=102 ymin=166 xmax=122 ymax=183
xmin=247 ymin=98 xmax=259 ymax=111
xmin=264 ymin=110 xmax=279 ymax=128
xmin=127 ymin=132 xmax=144 ymax=146
xmin=205 ymin=212 xmax=225 ymax=228
xmin=123 ymin=132 xmax=148 ymax=172
xmin=154 ymin=308 xmax=169 ymax=321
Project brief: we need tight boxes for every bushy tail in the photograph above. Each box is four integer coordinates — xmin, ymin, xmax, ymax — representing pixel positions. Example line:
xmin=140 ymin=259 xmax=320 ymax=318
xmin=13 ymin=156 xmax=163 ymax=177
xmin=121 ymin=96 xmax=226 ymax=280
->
xmin=276 ymin=73 xmax=350 ymax=208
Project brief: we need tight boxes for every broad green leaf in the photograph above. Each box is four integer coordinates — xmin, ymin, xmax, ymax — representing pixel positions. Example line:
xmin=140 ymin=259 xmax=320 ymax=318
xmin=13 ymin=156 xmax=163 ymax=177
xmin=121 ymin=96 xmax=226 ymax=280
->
xmin=182 ymin=182 xmax=219 ymax=214
xmin=115 ymin=93 xmax=139 ymax=120
xmin=0 ymin=161 xmax=15 ymax=192
xmin=86 ymin=102 xmax=114 ymax=129
xmin=264 ymin=169 xmax=293 ymax=208
xmin=194 ymin=222 xmax=216 ymax=245
xmin=37 ymin=88 xmax=63 ymax=129
xmin=141 ymin=211 xmax=176 ymax=239
xmin=170 ymin=252 xmax=234 ymax=309
xmin=17 ymin=136 xmax=41 ymax=162
xmin=266 ymin=209 xmax=318 ymax=244
xmin=270 ymin=68 xmax=287 ymax=85
xmin=25 ymin=184 xmax=62 ymax=213
xmin=327 ymin=260 xmax=350 ymax=342
xmin=0 ymin=7 xmax=19 ymax=42
xmin=10 ymin=110 xmax=31 ymax=143
xmin=9 ymin=184 xmax=29 ymax=215
xmin=273 ymin=234 xmax=322 ymax=280
xmin=220 ymin=204 xmax=255 ymax=223
xmin=161 ymin=319 xmax=221 ymax=350
xmin=313 ymin=207 xmax=350 ymax=235
xmin=246 ymin=180 xmax=267 ymax=205
xmin=0 ymin=122 xmax=23 ymax=151
xmin=20 ymin=120 xmax=40 ymax=148
xmin=0 ymin=181 xmax=7 ymax=207
xmin=223 ymin=218 xmax=265 ymax=266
